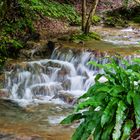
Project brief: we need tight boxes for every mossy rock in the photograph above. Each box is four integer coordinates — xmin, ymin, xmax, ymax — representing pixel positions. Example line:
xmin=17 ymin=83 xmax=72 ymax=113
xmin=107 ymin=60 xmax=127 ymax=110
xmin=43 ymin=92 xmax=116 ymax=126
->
xmin=58 ymin=35 xmax=71 ymax=41
xmin=70 ymin=32 xmax=101 ymax=43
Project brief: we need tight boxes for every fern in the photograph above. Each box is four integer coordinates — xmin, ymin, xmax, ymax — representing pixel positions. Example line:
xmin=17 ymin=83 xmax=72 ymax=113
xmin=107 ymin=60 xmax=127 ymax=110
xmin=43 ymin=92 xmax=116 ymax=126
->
xmin=113 ymin=101 xmax=127 ymax=140
xmin=61 ymin=58 xmax=140 ymax=140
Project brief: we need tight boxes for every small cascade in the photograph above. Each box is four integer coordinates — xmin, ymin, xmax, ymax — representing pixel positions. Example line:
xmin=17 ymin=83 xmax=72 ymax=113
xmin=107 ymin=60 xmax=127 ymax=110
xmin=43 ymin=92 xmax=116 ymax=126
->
xmin=3 ymin=47 xmax=138 ymax=107
xmin=103 ymin=27 xmax=140 ymax=45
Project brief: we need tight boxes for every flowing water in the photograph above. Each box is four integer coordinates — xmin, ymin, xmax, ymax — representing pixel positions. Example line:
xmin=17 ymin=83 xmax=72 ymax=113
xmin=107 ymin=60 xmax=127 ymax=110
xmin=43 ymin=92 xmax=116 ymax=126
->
xmin=4 ymin=47 xmax=137 ymax=107
xmin=0 ymin=27 xmax=140 ymax=140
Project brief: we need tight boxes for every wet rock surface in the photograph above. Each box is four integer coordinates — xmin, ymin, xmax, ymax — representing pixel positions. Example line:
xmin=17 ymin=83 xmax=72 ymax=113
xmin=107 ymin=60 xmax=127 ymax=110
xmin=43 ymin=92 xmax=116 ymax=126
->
xmin=53 ymin=91 xmax=77 ymax=105
xmin=0 ymin=89 xmax=10 ymax=98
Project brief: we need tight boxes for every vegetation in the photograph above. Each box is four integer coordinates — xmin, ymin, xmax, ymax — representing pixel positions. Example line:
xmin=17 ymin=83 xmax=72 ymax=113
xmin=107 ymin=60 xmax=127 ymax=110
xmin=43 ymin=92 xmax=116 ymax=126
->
xmin=44 ymin=1 xmax=80 ymax=24
xmin=104 ymin=16 xmax=128 ymax=27
xmin=70 ymin=32 xmax=101 ymax=42
xmin=105 ymin=4 xmax=140 ymax=27
xmin=92 ymin=15 xmax=101 ymax=25
xmin=0 ymin=0 xmax=80 ymax=67
xmin=61 ymin=58 xmax=140 ymax=140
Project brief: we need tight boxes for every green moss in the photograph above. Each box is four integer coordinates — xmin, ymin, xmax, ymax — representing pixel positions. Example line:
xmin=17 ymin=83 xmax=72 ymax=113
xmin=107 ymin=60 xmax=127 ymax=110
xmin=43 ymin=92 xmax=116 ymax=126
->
xmin=70 ymin=32 xmax=101 ymax=42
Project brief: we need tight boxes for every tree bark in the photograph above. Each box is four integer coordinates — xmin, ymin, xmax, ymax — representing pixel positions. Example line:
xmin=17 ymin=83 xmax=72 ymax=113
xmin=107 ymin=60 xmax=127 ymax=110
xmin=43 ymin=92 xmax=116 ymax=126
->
xmin=84 ymin=0 xmax=99 ymax=34
xmin=134 ymin=0 xmax=140 ymax=4
xmin=82 ymin=0 xmax=86 ymax=32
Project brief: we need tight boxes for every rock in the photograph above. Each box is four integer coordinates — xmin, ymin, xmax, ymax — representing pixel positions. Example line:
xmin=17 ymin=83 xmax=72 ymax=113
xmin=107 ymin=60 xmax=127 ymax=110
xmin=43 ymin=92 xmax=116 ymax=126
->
xmin=0 ymin=74 xmax=5 ymax=88
xmin=53 ymin=91 xmax=77 ymax=105
xmin=58 ymin=35 xmax=71 ymax=41
xmin=0 ymin=133 xmax=43 ymax=140
xmin=0 ymin=89 xmax=10 ymax=98
xmin=19 ymin=41 xmax=51 ymax=60
xmin=0 ymin=133 xmax=14 ymax=140
xmin=62 ymin=79 xmax=71 ymax=90
xmin=31 ymin=83 xmax=63 ymax=97
xmin=47 ymin=41 xmax=55 ymax=53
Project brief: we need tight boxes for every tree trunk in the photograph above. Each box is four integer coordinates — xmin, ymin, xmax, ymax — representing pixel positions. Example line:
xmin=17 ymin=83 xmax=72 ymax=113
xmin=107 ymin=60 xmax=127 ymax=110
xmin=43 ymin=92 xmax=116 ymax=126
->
xmin=82 ymin=0 xmax=86 ymax=32
xmin=84 ymin=0 xmax=99 ymax=34
xmin=134 ymin=0 xmax=140 ymax=4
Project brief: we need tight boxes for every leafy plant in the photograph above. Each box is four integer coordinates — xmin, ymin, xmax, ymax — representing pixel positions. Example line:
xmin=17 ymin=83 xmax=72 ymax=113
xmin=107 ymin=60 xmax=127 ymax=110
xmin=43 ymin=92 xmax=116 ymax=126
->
xmin=44 ymin=1 xmax=80 ymax=24
xmin=92 ymin=15 xmax=101 ymax=25
xmin=61 ymin=58 xmax=140 ymax=140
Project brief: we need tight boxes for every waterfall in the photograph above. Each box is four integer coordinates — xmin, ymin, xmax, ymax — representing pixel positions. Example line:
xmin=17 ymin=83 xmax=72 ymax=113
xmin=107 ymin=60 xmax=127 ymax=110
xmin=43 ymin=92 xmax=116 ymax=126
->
xmin=3 ymin=47 xmax=138 ymax=107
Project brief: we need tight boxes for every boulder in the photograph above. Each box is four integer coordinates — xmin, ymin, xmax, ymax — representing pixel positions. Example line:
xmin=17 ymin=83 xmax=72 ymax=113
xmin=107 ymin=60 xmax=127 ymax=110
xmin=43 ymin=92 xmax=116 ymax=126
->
xmin=0 ymin=89 xmax=10 ymax=98
xmin=53 ymin=91 xmax=77 ymax=105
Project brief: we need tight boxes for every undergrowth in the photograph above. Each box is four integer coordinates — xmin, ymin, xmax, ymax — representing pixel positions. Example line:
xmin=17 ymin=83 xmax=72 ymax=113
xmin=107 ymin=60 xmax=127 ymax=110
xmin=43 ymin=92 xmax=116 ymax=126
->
xmin=0 ymin=0 xmax=80 ymax=68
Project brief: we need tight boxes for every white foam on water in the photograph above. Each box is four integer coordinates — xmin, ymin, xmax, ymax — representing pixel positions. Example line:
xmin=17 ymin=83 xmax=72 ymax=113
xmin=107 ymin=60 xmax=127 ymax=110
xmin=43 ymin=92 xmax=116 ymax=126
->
xmin=48 ymin=116 xmax=66 ymax=125
xmin=121 ymin=27 xmax=133 ymax=32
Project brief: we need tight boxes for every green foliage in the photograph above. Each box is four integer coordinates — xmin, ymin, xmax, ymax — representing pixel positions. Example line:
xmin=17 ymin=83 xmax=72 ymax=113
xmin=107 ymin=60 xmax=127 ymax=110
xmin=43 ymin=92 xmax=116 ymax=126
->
xmin=104 ymin=16 xmax=127 ymax=27
xmin=61 ymin=58 xmax=140 ymax=140
xmin=0 ymin=36 xmax=23 ymax=57
xmin=71 ymin=32 xmax=101 ymax=42
xmin=132 ymin=16 xmax=140 ymax=23
xmin=92 ymin=15 xmax=101 ymax=25
xmin=0 ymin=56 xmax=6 ymax=72
xmin=18 ymin=0 xmax=80 ymax=24
xmin=44 ymin=1 xmax=80 ymax=24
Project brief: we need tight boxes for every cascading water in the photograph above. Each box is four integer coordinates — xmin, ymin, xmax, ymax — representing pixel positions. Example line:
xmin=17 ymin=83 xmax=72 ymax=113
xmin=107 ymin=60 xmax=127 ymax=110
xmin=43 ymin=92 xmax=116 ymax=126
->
xmin=3 ymin=47 xmax=137 ymax=107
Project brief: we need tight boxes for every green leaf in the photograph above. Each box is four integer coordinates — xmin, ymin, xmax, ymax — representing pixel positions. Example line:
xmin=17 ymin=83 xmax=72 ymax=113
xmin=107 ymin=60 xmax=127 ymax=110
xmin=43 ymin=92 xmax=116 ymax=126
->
xmin=132 ymin=58 xmax=140 ymax=63
xmin=88 ymin=61 xmax=104 ymax=69
xmin=93 ymin=124 xmax=102 ymax=140
xmin=79 ymin=83 xmax=109 ymax=99
xmin=121 ymin=120 xmax=134 ymax=140
xmin=101 ymin=98 xmax=118 ymax=127
xmin=126 ymin=91 xmax=134 ymax=105
xmin=81 ymin=119 xmax=97 ymax=140
xmin=72 ymin=121 xmax=86 ymax=140
xmin=113 ymin=101 xmax=127 ymax=140
xmin=80 ymin=111 xmax=102 ymax=140
xmin=76 ymin=97 xmax=99 ymax=111
xmin=60 ymin=113 xmax=83 ymax=125
xmin=101 ymin=121 xmax=115 ymax=140
xmin=109 ymin=85 xmax=124 ymax=97
xmin=133 ymin=94 xmax=140 ymax=128
xmin=95 ymin=74 xmax=105 ymax=82
xmin=76 ymin=91 xmax=107 ymax=111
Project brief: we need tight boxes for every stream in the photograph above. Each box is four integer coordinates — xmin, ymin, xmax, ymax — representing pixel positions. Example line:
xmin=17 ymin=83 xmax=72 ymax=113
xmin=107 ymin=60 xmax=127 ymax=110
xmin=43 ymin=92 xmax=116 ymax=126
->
xmin=0 ymin=27 xmax=140 ymax=140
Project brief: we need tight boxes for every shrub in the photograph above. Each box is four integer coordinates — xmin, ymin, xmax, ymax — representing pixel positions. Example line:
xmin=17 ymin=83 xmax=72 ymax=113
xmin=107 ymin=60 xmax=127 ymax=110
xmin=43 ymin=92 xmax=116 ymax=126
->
xmin=92 ymin=15 xmax=101 ymax=25
xmin=61 ymin=58 xmax=140 ymax=140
